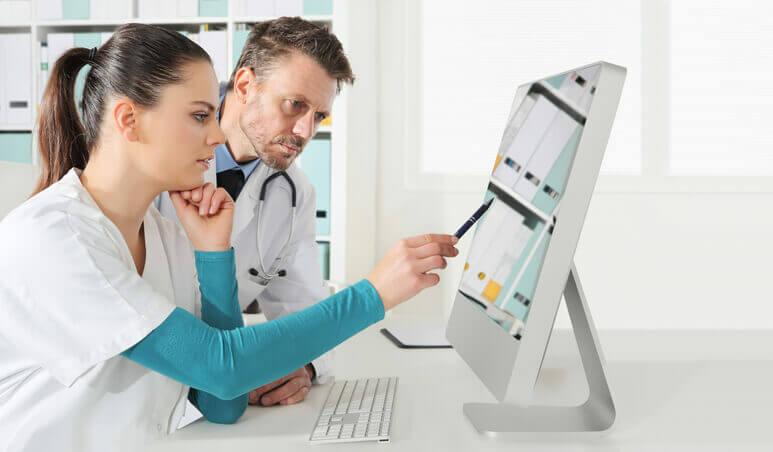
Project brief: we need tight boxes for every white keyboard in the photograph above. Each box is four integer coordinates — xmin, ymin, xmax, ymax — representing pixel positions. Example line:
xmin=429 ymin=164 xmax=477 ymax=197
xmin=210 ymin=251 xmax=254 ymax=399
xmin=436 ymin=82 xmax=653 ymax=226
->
xmin=309 ymin=377 xmax=398 ymax=444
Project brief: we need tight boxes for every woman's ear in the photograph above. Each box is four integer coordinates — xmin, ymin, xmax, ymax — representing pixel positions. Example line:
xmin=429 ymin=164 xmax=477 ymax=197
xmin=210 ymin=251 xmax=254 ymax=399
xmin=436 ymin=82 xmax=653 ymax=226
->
xmin=112 ymin=98 xmax=140 ymax=142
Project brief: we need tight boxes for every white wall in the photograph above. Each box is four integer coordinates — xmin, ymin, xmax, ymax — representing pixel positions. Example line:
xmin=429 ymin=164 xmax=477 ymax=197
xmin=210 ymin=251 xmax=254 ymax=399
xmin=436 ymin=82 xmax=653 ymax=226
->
xmin=370 ymin=0 xmax=773 ymax=329
xmin=0 ymin=162 xmax=37 ymax=218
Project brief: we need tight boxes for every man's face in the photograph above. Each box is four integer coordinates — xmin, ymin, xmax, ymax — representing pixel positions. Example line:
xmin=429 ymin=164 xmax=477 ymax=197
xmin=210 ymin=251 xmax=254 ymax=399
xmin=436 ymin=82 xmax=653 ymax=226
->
xmin=238 ymin=51 xmax=337 ymax=170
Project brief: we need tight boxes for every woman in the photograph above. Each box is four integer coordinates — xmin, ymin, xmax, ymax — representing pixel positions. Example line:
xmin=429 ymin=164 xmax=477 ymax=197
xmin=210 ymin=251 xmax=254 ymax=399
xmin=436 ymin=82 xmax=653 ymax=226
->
xmin=0 ymin=24 xmax=457 ymax=451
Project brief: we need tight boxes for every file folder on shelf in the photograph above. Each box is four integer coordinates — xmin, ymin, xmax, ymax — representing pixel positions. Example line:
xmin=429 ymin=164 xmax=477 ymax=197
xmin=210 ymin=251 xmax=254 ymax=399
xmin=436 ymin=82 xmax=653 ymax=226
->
xmin=0 ymin=33 xmax=32 ymax=126
xmin=303 ymin=0 xmax=332 ymax=15
xmin=198 ymin=0 xmax=226 ymax=17
xmin=62 ymin=0 xmax=89 ymax=20
xmin=492 ymin=95 xmax=557 ymax=190
xmin=298 ymin=138 xmax=331 ymax=236
xmin=197 ymin=28 xmax=227 ymax=82
xmin=317 ymin=241 xmax=330 ymax=280
xmin=0 ymin=132 xmax=33 ymax=164
xmin=37 ymin=0 xmax=62 ymax=20
xmin=274 ymin=0 xmax=302 ymax=17
xmin=89 ymin=0 xmax=131 ymax=20
xmin=232 ymin=28 xmax=250 ymax=68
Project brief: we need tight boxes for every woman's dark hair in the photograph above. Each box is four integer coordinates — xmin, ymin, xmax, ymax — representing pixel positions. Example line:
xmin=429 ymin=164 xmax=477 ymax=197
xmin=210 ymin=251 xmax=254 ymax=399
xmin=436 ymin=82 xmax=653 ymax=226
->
xmin=34 ymin=23 xmax=211 ymax=195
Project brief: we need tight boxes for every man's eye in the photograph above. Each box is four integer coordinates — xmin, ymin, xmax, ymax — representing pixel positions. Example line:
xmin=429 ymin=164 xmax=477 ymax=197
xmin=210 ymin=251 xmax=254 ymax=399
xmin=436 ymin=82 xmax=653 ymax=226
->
xmin=315 ymin=113 xmax=327 ymax=123
xmin=284 ymin=99 xmax=306 ymax=114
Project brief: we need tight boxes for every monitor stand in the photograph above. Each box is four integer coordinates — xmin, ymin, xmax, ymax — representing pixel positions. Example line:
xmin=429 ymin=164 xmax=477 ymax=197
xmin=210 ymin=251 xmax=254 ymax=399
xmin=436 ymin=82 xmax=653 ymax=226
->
xmin=463 ymin=264 xmax=615 ymax=433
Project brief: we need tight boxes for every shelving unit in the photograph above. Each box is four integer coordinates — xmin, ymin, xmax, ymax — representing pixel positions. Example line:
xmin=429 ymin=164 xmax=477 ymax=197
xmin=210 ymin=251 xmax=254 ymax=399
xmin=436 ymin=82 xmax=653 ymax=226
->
xmin=0 ymin=0 xmax=343 ymax=282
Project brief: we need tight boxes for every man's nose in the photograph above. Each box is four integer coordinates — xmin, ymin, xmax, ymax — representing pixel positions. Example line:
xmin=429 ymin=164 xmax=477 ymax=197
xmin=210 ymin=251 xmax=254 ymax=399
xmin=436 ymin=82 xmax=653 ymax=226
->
xmin=292 ymin=110 xmax=316 ymax=141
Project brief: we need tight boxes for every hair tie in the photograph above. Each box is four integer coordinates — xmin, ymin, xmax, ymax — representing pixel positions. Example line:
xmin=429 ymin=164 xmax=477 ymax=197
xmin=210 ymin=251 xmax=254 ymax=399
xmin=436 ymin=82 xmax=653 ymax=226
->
xmin=88 ymin=47 xmax=98 ymax=62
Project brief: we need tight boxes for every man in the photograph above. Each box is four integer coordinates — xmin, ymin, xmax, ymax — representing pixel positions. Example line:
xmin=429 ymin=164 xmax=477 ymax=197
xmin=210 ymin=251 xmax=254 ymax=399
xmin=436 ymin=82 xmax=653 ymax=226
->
xmin=158 ymin=17 xmax=354 ymax=407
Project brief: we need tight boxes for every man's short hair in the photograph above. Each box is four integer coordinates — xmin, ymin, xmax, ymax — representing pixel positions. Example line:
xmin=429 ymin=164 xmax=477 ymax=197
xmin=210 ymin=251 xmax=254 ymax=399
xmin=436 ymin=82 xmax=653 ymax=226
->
xmin=228 ymin=17 xmax=355 ymax=93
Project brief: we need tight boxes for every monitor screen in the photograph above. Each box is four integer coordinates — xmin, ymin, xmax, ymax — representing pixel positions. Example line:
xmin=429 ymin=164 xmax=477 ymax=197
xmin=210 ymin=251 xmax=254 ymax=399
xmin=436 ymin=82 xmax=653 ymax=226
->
xmin=456 ymin=64 xmax=602 ymax=339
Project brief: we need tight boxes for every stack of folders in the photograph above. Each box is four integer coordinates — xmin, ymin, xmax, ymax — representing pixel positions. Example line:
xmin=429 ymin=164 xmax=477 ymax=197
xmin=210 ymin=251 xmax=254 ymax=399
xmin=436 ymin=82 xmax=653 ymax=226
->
xmin=36 ymin=0 xmax=132 ymax=20
xmin=40 ymin=26 xmax=229 ymax=93
xmin=0 ymin=33 xmax=31 ymax=128
xmin=232 ymin=0 xmax=333 ymax=17
xmin=137 ymin=0 xmax=227 ymax=19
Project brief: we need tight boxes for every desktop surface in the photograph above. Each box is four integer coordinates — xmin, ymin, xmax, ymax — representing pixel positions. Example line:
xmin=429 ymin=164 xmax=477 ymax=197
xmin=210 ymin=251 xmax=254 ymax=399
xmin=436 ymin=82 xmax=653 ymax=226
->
xmin=149 ymin=318 xmax=773 ymax=452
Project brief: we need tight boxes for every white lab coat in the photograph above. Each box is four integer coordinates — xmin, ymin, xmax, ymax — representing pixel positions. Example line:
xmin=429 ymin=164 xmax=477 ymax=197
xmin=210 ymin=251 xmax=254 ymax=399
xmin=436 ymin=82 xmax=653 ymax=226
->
xmin=0 ymin=169 xmax=201 ymax=452
xmin=156 ymin=160 xmax=333 ymax=380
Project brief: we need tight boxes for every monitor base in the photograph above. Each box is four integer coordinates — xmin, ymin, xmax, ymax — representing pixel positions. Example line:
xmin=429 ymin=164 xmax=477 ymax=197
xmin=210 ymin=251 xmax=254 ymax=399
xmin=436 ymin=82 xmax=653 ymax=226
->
xmin=463 ymin=264 xmax=615 ymax=433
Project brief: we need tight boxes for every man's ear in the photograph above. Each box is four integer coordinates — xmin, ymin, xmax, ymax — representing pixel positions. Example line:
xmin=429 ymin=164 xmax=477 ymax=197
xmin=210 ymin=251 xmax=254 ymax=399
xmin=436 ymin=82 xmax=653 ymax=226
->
xmin=233 ymin=67 xmax=258 ymax=103
xmin=112 ymin=98 xmax=140 ymax=142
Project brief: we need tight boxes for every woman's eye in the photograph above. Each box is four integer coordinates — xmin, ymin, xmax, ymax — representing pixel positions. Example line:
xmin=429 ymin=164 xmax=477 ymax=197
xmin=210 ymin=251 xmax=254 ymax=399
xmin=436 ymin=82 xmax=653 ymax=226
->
xmin=193 ymin=113 xmax=209 ymax=123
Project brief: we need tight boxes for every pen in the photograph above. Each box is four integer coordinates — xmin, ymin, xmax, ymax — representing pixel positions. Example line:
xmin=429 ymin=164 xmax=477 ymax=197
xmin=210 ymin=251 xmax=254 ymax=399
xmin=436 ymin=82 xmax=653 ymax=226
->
xmin=454 ymin=198 xmax=494 ymax=239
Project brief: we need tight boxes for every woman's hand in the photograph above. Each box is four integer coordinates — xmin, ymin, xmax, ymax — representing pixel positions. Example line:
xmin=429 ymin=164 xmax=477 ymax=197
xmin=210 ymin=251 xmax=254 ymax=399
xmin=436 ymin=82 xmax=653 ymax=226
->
xmin=367 ymin=234 xmax=459 ymax=311
xmin=169 ymin=183 xmax=234 ymax=252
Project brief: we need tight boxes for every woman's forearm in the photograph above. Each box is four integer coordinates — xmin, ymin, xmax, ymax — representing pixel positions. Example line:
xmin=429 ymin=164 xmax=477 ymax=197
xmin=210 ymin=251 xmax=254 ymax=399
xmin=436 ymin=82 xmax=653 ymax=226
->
xmin=188 ymin=249 xmax=248 ymax=424
xmin=122 ymin=279 xmax=384 ymax=401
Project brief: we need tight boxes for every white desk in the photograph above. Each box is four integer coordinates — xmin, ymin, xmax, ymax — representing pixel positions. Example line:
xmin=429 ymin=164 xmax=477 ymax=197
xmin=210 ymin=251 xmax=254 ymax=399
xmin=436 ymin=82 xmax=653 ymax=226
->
xmin=150 ymin=320 xmax=773 ymax=452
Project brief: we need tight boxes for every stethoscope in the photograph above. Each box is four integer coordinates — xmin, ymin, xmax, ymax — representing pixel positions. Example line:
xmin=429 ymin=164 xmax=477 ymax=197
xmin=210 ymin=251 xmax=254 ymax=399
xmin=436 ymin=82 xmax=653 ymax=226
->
xmin=247 ymin=170 xmax=297 ymax=286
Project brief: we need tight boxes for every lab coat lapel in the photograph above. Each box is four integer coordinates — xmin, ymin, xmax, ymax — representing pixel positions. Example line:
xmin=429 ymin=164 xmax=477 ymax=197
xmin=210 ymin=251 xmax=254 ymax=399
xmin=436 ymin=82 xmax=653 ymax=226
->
xmin=231 ymin=165 xmax=266 ymax=238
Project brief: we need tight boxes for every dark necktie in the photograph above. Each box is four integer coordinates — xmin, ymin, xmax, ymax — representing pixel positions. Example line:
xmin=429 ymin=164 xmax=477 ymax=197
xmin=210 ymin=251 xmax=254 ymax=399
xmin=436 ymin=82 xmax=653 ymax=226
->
xmin=217 ymin=168 xmax=246 ymax=201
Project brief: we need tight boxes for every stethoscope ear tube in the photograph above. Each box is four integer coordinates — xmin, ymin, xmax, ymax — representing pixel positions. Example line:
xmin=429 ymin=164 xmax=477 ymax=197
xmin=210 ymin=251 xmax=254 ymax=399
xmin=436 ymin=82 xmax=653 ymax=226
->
xmin=259 ymin=171 xmax=297 ymax=207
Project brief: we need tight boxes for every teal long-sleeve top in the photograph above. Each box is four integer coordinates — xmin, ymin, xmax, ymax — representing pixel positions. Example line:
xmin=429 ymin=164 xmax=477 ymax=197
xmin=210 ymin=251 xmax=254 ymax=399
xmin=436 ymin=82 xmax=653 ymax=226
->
xmin=121 ymin=249 xmax=384 ymax=424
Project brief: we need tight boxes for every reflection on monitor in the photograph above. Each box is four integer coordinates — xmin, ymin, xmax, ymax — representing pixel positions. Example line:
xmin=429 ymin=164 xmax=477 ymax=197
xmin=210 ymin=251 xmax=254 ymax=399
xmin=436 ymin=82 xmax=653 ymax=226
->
xmin=457 ymin=65 xmax=601 ymax=338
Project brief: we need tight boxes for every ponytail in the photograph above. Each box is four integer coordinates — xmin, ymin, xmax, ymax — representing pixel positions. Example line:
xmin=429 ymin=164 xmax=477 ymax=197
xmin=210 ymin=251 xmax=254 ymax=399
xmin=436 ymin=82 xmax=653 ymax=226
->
xmin=34 ymin=47 xmax=91 ymax=195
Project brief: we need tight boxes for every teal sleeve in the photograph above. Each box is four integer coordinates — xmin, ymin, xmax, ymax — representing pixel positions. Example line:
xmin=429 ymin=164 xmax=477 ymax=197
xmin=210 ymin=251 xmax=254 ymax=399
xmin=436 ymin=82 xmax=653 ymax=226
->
xmin=188 ymin=249 xmax=248 ymax=424
xmin=122 ymin=279 xmax=384 ymax=402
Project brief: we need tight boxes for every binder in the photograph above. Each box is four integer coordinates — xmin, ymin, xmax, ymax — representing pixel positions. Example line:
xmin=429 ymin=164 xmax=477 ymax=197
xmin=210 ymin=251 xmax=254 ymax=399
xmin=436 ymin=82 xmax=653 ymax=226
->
xmin=513 ymin=107 xmax=578 ymax=201
xmin=177 ymin=0 xmax=198 ymax=17
xmin=245 ymin=0 xmax=274 ymax=16
xmin=303 ymin=0 xmax=333 ymax=15
xmin=317 ymin=241 xmax=330 ymax=280
xmin=232 ymin=29 xmax=250 ymax=68
xmin=198 ymin=0 xmax=226 ymax=17
xmin=46 ymin=32 xmax=74 ymax=71
xmin=298 ymin=138 xmax=331 ymax=236
xmin=197 ymin=28 xmax=227 ymax=82
xmin=0 ymin=46 xmax=5 ymax=125
xmin=274 ymin=0 xmax=302 ymax=16
xmin=0 ymin=1 xmax=32 ymax=23
xmin=0 ymin=132 xmax=33 ymax=164
xmin=90 ymin=0 xmax=130 ymax=20
xmin=37 ymin=0 xmax=62 ymax=20
xmin=38 ymin=43 xmax=48 ymax=102
xmin=494 ymin=94 xmax=535 ymax=175
xmin=492 ymin=95 xmax=557 ymax=191
xmin=532 ymin=126 xmax=582 ymax=215
xmin=137 ymin=0 xmax=175 ymax=18
xmin=1 ymin=33 xmax=32 ymax=126
xmin=461 ymin=198 xmax=516 ymax=297
xmin=62 ymin=0 xmax=89 ymax=20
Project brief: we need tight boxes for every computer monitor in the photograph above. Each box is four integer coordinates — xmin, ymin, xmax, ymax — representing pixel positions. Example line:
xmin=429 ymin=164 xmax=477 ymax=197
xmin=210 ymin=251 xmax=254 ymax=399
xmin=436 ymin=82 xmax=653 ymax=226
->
xmin=445 ymin=61 xmax=626 ymax=433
